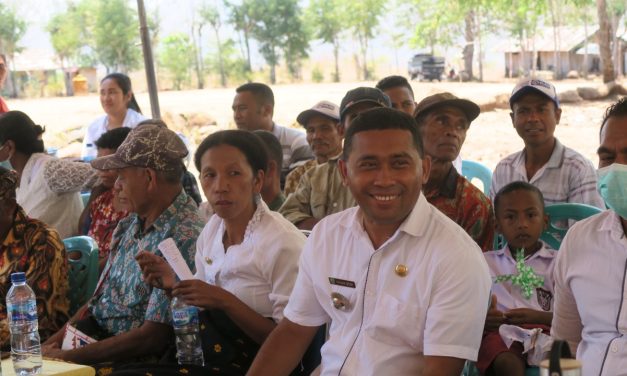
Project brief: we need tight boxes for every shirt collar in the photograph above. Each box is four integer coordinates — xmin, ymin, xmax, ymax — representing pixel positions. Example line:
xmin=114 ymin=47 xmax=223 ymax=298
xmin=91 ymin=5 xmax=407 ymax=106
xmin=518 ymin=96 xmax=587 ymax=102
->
xmin=268 ymin=192 xmax=286 ymax=211
xmin=132 ymin=190 xmax=190 ymax=238
xmin=425 ymin=165 xmax=458 ymax=199
xmin=545 ymin=138 xmax=565 ymax=168
xmin=495 ymin=241 xmax=554 ymax=262
xmin=342 ymin=193 xmax=429 ymax=240
xmin=598 ymin=210 xmax=626 ymax=242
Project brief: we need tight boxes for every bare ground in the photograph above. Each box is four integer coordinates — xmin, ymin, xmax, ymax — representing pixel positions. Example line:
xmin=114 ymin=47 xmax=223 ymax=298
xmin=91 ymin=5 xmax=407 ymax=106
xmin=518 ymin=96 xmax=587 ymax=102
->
xmin=6 ymin=80 xmax=618 ymax=171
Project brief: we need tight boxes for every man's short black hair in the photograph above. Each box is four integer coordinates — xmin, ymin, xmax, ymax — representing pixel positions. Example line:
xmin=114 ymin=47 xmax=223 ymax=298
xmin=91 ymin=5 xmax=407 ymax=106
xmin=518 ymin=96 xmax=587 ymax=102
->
xmin=252 ymin=130 xmax=283 ymax=171
xmin=376 ymin=75 xmax=414 ymax=98
xmin=494 ymin=181 xmax=545 ymax=216
xmin=342 ymin=107 xmax=424 ymax=160
xmin=600 ymin=97 xmax=627 ymax=137
xmin=95 ymin=127 xmax=132 ymax=150
xmin=236 ymin=82 xmax=275 ymax=107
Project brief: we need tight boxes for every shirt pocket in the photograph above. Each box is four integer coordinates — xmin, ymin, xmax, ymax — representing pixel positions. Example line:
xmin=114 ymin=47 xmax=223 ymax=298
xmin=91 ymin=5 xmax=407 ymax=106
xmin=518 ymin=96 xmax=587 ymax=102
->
xmin=365 ymin=293 xmax=424 ymax=349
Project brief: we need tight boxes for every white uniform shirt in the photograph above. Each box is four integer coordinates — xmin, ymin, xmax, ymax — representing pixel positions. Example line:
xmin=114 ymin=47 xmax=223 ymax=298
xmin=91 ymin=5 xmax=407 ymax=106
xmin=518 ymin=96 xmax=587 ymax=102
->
xmin=16 ymin=153 xmax=93 ymax=238
xmin=284 ymin=194 xmax=492 ymax=375
xmin=271 ymin=123 xmax=313 ymax=174
xmin=81 ymin=109 xmax=146 ymax=160
xmin=489 ymin=139 xmax=604 ymax=208
xmin=484 ymin=244 xmax=556 ymax=313
xmin=194 ymin=200 xmax=305 ymax=322
xmin=552 ymin=210 xmax=627 ymax=376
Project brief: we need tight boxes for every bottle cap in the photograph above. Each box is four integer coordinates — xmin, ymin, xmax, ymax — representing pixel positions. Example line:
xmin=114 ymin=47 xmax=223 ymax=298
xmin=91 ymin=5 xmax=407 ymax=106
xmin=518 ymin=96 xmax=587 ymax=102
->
xmin=10 ymin=272 xmax=26 ymax=283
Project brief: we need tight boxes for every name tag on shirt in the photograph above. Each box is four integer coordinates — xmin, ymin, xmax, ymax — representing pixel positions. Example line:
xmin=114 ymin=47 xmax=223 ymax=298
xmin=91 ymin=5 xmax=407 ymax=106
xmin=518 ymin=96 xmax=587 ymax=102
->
xmin=329 ymin=277 xmax=356 ymax=288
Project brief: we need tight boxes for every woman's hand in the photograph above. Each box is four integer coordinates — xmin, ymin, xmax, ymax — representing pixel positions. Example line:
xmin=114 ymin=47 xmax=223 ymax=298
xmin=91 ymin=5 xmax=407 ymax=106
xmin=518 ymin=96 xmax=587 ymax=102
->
xmin=135 ymin=251 xmax=176 ymax=291
xmin=172 ymin=279 xmax=235 ymax=311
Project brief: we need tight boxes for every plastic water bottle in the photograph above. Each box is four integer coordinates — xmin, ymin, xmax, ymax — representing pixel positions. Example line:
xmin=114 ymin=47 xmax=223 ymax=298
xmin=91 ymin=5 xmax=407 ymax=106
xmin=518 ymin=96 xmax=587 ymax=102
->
xmin=171 ymin=297 xmax=204 ymax=366
xmin=6 ymin=273 xmax=42 ymax=375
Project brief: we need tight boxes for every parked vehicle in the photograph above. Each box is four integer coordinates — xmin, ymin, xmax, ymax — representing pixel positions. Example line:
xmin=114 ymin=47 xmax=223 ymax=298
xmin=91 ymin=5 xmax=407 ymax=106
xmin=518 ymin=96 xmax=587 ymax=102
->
xmin=408 ymin=54 xmax=445 ymax=81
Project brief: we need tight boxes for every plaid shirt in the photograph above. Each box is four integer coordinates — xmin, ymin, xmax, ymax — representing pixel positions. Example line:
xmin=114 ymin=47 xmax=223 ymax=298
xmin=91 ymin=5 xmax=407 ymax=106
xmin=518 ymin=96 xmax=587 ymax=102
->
xmin=88 ymin=191 xmax=203 ymax=335
xmin=489 ymin=139 xmax=604 ymax=208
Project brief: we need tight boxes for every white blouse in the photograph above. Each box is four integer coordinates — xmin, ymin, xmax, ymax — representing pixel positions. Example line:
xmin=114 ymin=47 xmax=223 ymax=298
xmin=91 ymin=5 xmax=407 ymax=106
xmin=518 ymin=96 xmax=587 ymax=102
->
xmin=16 ymin=153 xmax=95 ymax=239
xmin=81 ymin=109 xmax=146 ymax=160
xmin=194 ymin=199 xmax=305 ymax=322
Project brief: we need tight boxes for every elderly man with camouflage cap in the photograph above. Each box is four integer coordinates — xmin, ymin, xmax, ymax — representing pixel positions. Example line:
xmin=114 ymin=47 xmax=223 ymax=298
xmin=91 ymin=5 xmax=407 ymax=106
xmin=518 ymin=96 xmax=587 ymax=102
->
xmin=0 ymin=166 xmax=69 ymax=349
xmin=280 ymin=87 xmax=391 ymax=230
xmin=414 ymin=93 xmax=495 ymax=251
xmin=42 ymin=122 xmax=204 ymax=367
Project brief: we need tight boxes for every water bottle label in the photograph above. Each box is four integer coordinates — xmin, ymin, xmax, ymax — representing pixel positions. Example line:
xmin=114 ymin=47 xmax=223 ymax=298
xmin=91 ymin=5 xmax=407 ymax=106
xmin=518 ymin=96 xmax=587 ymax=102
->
xmin=7 ymin=301 xmax=37 ymax=322
xmin=172 ymin=306 xmax=199 ymax=327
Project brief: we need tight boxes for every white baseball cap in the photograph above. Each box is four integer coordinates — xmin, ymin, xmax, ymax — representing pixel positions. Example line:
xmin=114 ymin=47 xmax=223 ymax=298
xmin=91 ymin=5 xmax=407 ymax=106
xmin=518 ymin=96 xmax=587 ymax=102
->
xmin=509 ymin=78 xmax=560 ymax=109
xmin=297 ymin=100 xmax=340 ymax=126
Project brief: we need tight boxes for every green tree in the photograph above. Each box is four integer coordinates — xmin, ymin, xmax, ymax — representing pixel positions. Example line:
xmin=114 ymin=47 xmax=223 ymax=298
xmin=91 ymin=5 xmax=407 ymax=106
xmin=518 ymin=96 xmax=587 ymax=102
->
xmin=345 ymin=0 xmax=385 ymax=80
xmin=596 ymin=0 xmax=616 ymax=82
xmin=306 ymin=0 xmax=344 ymax=82
xmin=248 ymin=0 xmax=309 ymax=84
xmin=200 ymin=4 xmax=227 ymax=87
xmin=226 ymin=0 xmax=255 ymax=72
xmin=47 ymin=5 xmax=85 ymax=96
xmin=159 ymin=33 xmax=195 ymax=90
xmin=0 ymin=4 xmax=26 ymax=97
xmin=93 ymin=0 xmax=141 ymax=73
xmin=206 ymin=38 xmax=251 ymax=85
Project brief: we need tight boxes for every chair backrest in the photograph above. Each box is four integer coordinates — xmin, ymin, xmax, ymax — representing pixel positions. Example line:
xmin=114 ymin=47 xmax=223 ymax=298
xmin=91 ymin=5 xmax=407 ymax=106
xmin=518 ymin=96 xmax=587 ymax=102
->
xmin=461 ymin=160 xmax=492 ymax=196
xmin=541 ymin=203 xmax=603 ymax=249
xmin=81 ymin=192 xmax=91 ymax=207
xmin=63 ymin=236 xmax=100 ymax=315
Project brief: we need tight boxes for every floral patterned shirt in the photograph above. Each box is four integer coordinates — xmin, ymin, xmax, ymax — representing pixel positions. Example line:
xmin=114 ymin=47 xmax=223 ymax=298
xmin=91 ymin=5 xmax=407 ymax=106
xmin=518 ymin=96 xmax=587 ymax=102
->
xmin=88 ymin=191 xmax=203 ymax=335
xmin=0 ymin=207 xmax=69 ymax=348
xmin=88 ymin=189 xmax=129 ymax=262
xmin=424 ymin=166 xmax=496 ymax=252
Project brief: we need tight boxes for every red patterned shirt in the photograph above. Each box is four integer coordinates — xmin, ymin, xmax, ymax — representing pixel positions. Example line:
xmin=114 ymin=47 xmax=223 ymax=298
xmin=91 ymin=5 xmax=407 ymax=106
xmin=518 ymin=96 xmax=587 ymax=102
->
xmin=424 ymin=166 xmax=495 ymax=252
xmin=88 ymin=189 xmax=129 ymax=261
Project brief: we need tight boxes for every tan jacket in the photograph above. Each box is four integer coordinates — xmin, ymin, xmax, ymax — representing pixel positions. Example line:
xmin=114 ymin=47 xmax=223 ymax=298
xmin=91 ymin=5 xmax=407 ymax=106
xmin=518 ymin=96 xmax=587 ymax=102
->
xmin=279 ymin=156 xmax=355 ymax=225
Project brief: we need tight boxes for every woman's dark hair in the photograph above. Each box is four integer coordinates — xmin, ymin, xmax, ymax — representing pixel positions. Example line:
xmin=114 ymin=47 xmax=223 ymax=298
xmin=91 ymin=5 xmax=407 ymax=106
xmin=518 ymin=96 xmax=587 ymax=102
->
xmin=0 ymin=111 xmax=45 ymax=155
xmin=101 ymin=73 xmax=142 ymax=114
xmin=194 ymin=130 xmax=268 ymax=175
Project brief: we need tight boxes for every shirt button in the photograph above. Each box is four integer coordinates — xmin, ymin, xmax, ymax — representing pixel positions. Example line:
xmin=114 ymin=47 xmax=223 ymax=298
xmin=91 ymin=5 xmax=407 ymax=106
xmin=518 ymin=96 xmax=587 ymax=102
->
xmin=333 ymin=202 xmax=337 ymax=207
xmin=612 ymin=345 xmax=618 ymax=352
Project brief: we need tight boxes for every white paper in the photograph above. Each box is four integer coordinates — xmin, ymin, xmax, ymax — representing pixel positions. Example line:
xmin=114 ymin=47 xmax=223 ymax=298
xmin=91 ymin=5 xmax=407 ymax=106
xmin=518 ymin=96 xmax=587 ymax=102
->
xmin=499 ymin=324 xmax=554 ymax=366
xmin=62 ymin=324 xmax=97 ymax=350
xmin=158 ymin=238 xmax=194 ymax=280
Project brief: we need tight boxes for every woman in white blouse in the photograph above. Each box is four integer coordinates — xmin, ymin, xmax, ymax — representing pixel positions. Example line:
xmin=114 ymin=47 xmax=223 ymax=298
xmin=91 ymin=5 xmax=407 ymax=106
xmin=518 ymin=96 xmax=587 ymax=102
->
xmin=136 ymin=130 xmax=305 ymax=373
xmin=81 ymin=73 xmax=146 ymax=161
xmin=0 ymin=111 xmax=94 ymax=238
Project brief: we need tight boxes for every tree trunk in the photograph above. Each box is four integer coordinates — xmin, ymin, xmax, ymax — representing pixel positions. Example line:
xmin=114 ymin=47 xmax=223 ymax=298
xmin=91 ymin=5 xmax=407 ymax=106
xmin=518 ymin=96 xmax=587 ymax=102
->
xmin=192 ymin=24 xmax=205 ymax=89
xmin=214 ymin=27 xmax=226 ymax=87
xmin=244 ymin=29 xmax=252 ymax=72
xmin=596 ymin=0 xmax=615 ymax=83
xmin=332 ymin=39 xmax=340 ymax=82
xmin=463 ymin=10 xmax=475 ymax=81
xmin=549 ymin=0 xmax=560 ymax=79
xmin=583 ymin=15 xmax=589 ymax=79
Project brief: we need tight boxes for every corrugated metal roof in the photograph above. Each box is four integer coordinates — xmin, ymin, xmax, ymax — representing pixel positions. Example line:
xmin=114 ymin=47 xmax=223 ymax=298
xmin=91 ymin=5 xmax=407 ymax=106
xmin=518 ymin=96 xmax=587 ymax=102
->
xmin=491 ymin=26 xmax=595 ymax=53
xmin=11 ymin=49 xmax=61 ymax=72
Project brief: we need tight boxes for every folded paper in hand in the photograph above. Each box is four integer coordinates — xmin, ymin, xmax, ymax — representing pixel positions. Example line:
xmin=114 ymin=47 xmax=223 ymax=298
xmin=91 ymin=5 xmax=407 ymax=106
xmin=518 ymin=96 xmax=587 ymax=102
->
xmin=158 ymin=238 xmax=194 ymax=280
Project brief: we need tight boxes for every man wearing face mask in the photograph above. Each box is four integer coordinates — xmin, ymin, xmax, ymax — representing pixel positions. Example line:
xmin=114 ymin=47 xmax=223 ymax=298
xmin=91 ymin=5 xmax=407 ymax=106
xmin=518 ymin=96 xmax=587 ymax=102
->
xmin=551 ymin=97 xmax=627 ymax=376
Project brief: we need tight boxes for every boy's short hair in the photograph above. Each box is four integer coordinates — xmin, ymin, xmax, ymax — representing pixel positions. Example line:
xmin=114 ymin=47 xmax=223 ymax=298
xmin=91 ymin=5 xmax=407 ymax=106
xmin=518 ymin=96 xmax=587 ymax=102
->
xmin=95 ymin=127 xmax=132 ymax=150
xmin=252 ymin=130 xmax=283 ymax=171
xmin=494 ymin=181 xmax=545 ymax=215
xmin=375 ymin=75 xmax=414 ymax=98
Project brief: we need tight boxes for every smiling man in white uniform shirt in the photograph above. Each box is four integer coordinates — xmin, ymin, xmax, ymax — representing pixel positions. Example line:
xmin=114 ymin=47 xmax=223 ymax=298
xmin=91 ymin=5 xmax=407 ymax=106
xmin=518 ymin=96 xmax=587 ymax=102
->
xmin=552 ymin=98 xmax=627 ymax=376
xmin=247 ymin=108 xmax=491 ymax=376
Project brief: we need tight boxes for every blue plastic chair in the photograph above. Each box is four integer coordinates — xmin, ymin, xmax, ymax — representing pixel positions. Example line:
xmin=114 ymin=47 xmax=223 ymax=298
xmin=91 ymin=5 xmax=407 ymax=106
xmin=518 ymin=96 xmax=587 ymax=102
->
xmin=81 ymin=192 xmax=91 ymax=207
xmin=541 ymin=203 xmax=603 ymax=250
xmin=63 ymin=236 xmax=100 ymax=315
xmin=462 ymin=160 xmax=492 ymax=196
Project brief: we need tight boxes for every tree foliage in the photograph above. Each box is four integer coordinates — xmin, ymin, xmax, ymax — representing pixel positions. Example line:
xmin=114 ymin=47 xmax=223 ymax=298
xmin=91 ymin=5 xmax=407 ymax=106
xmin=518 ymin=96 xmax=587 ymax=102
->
xmin=306 ymin=0 xmax=345 ymax=81
xmin=159 ymin=33 xmax=195 ymax=90
xmin=248 ymin=0 xmax=309 ymax=83
xmin=0 ymin=4 xmax=26 ymax=97
xmin=92 ymin=0 xmax=141 ymax=73
xmin=344 ymin=0 xmax=385 ymax=80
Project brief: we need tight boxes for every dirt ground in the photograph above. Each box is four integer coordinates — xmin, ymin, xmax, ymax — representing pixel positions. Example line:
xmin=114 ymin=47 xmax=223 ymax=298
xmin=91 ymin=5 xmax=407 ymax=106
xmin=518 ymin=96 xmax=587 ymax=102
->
xmin=6 ymin=80 xmax=619 ymax=171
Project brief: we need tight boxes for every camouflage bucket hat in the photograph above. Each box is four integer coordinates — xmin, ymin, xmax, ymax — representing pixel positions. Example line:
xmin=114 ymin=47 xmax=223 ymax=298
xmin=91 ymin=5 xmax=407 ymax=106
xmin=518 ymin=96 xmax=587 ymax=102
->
xmin=91 ymin=124 xmax=188 ymax=171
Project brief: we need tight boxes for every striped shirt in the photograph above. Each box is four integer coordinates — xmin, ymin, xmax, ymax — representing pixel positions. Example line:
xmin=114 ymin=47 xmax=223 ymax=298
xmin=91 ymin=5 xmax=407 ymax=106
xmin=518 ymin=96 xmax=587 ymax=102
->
xmin=489 ymin=139 xmax=605 ymax=208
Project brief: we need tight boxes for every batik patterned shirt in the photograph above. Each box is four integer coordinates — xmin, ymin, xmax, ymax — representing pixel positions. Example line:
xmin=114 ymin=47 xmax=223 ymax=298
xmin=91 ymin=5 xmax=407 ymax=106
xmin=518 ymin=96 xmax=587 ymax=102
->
xmin=88 ymin=191 xmax=203 ymax=335
xmin=0 ymin=207 xmax=69 ymax=347
xmin=425 ymin=166 xmax=496 ymax=252
xmin=88 ymin=189 xmax=129 ymax=262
